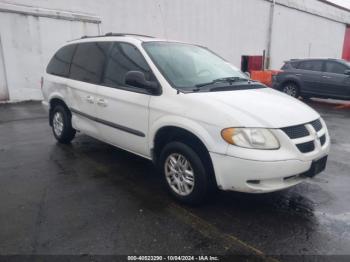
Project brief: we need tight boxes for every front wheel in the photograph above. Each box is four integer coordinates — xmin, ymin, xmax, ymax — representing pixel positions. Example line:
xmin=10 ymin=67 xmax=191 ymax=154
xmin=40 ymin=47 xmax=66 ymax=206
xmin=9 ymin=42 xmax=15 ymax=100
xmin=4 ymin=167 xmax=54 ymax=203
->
xmin=282 ymin=82 xmax=299 ymax=98
xmin=159 ymin=142 xmax=212 ymax=205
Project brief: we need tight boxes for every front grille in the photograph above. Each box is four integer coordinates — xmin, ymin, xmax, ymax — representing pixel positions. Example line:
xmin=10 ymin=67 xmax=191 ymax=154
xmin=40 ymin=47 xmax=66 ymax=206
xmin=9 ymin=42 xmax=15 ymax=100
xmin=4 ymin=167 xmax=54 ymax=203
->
xmin=282 ymin=118 xmax=326 ymax=154
xmin=310 ymin=119 xmax=322 ymax=132
xmin=320 ymin=135 xmax=326 ymax=146
xmin=282 ymin=125 xmax=309 ymax=139
xmin=296 ymin=141 xmax=315 ymax=153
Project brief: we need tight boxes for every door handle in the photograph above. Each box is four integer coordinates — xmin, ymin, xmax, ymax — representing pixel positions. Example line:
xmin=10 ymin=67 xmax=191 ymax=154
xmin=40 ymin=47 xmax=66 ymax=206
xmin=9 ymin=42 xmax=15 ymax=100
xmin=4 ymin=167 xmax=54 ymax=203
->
xmin=97 ymin=98 xmax=108 ymax=107
xmin=322 ymin=76 xmax=331 ymax=79
xmin=295 ymin=74 xmax=302 ymax=76
xmin=86 ymin=95 xmax=95 ymax=104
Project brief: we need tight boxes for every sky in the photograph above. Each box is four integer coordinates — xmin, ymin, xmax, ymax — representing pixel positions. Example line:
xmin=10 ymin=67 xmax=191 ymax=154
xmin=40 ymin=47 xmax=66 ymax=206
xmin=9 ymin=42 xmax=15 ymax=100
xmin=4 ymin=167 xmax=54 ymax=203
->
xmin=328 ymin=0 xmax=350 ymax=9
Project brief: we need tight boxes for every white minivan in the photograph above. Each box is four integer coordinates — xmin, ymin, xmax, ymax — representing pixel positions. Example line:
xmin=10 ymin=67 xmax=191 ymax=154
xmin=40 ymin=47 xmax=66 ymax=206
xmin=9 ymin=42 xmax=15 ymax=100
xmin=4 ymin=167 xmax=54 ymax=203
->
xmin=42 ymin=33 xmax=330 ymax=204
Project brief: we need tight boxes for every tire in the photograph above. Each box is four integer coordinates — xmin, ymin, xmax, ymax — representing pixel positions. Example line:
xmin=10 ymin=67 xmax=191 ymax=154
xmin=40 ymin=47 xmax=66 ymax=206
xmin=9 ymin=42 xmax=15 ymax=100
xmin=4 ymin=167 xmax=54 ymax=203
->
xmin=281 ymin=82 xmax=300 ymax=98
xmin=158 ymin=141 xmax=212 ymax=205
xmin=51 ymin=105 xmax=76 ymax=144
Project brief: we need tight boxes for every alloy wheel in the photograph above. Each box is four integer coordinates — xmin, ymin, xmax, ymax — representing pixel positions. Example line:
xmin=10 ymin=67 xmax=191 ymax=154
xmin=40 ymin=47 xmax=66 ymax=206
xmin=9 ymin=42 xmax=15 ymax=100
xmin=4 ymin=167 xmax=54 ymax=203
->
xmin=164 ymin=153 xmax=195 ymax=196
xmin=283 ymin=84 xmax=298 ymax=97
xmin=53 ymin=111 xmax=64 ymax=137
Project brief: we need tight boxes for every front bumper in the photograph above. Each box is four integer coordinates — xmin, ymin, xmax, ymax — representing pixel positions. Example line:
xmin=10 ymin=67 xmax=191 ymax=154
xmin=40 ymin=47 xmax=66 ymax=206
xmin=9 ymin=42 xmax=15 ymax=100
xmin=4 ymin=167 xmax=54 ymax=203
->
xmin=210 ymin=152 xmax=328 ymax=193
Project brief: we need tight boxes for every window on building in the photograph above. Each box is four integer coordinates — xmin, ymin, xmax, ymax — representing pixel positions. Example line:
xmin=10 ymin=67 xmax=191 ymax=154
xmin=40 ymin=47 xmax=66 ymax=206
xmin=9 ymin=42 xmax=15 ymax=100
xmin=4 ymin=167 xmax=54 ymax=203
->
xmin=298 ymin=60 xmax=323 ymax=72
xmin=70 ymin=42 xmax=111 ymax=84
xmin=102 ymin=43 xmax=153 ymax=89
xmin=325 ymin=61 xmax=347 ymax=74
xmin=46 ymin=44 xmax=77 ymax=77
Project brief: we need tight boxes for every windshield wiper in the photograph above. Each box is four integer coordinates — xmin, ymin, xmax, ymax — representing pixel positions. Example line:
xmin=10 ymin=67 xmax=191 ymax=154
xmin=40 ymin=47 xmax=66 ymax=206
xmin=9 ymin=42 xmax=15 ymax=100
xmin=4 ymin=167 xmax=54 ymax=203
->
xmin=195 ymin=77 xmax=249 ymax=88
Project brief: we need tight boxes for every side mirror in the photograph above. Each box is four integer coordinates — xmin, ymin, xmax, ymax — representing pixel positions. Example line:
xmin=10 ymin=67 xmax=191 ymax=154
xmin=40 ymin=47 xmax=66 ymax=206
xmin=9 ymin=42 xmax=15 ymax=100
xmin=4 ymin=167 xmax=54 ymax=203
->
xmin=244 ymin=71 xmax=251 ymax=78
xmin=125 ymin=71 xmax=160 ymax=94
xmin=344 ymin=69 xmax=350 ymax=76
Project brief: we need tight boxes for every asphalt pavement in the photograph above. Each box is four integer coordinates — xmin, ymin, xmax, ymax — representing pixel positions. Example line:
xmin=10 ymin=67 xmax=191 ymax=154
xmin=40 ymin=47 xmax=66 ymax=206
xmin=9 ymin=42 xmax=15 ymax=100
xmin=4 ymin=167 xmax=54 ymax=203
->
xmin=0 ymin=100 xmax=349 ymax=261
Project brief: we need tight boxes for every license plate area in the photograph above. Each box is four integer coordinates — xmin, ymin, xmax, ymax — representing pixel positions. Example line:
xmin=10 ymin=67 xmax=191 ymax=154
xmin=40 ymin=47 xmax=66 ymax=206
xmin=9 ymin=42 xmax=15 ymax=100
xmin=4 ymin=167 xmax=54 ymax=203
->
xmin=303 ymin=156 xmax=328 ymax=178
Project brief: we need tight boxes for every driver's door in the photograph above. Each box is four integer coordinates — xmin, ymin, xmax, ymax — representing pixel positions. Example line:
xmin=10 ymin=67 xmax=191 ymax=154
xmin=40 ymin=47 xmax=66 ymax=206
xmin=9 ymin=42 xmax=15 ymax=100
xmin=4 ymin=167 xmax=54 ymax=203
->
xmin=96 ymin=42 xmax=155 ymax=157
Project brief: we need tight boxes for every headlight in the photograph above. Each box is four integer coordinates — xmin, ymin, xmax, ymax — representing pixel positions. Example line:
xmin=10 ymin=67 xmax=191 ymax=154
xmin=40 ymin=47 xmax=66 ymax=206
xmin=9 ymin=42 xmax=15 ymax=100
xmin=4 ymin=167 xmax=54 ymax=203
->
xmin=221 ymin=128 xmax=280 ymax=150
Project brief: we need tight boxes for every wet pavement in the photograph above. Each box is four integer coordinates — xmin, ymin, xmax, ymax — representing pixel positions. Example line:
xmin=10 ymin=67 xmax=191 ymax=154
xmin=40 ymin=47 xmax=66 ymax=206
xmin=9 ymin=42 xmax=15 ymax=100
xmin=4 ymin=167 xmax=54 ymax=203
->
xmin=0 ymin=100 xmax=349 ymax=260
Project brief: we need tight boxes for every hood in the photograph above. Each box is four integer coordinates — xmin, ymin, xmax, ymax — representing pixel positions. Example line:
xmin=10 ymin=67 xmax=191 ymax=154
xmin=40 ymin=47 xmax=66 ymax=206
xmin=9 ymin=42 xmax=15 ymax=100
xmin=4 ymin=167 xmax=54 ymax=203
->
xmin=185 ymin=88 xmax=320 ymax=128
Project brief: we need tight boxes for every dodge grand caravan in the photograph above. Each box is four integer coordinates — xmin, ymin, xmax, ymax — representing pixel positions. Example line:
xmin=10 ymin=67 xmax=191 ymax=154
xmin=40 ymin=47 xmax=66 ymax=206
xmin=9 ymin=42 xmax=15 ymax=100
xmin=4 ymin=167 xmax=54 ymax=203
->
xmin=42 ymin=33 xmax=330 ymax=204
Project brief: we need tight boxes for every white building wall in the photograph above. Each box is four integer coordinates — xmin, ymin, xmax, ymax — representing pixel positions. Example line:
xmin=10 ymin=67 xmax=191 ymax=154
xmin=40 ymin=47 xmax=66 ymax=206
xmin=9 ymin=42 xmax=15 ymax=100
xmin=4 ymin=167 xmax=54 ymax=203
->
xmin=0 ymin=2 xmax=100 ymax=101
xmin=1 ymin=0 xmax=350 ymax=101
xmin=270 ymin=4 xmax=346 ymax=69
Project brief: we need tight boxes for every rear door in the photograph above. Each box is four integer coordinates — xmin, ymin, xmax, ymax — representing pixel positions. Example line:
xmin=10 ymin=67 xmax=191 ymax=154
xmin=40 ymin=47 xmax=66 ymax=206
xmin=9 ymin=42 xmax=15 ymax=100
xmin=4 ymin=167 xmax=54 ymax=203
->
xmin=96 ymin=42 xmax=155 ymax=157
xmin=321 ymin=61 xmax=350 ymax=98
xmin=296 ymin=60 xmax=324 ymax=94
xmin=67 ymin=41 xmax=111 ymax=138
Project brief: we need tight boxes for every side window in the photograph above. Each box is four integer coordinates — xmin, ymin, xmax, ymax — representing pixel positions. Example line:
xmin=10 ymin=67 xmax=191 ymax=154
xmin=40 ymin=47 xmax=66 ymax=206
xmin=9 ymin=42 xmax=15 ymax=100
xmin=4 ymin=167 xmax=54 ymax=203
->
xmin=46 ymin=44 xmax=76 ymax=77
xmin=325 ymin=61 xmax=347 ymax=74
xmin=282 ymin=61 xmax=299 ymax=70
xmin=102 ymin=42 xmax=154 ymax=89
xmin=70 ymin=42 xmax=111 ymax=84
xmin=298 ymin=61 xmax=323 ymax=72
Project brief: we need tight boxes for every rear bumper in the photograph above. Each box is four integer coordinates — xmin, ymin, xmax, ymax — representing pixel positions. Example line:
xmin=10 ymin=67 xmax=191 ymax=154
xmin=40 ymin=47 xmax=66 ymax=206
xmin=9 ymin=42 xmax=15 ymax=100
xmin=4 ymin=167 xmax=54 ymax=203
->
xmin=210 ymin=152 xmax=328 ymax=193
xmin=42 ymin=101 xmax=49 ymax=112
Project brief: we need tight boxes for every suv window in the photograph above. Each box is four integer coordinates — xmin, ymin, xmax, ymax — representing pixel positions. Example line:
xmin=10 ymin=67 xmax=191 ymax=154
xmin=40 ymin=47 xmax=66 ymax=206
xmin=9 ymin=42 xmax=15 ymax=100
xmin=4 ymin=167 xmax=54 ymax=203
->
xmin=298 ymin=60 xmax=323 ymax=72
xmin=70 ymin=42 xmax=111 ymax=84
xmin=325 ymin=61 xmax=347 ymax=74
xmin=102 ymin=42 xmax=154 ymax=89
xmin=282 ymin=61 xmax=299 ymax=70
xmin=46 ymin=44 xmax=76 ymax=77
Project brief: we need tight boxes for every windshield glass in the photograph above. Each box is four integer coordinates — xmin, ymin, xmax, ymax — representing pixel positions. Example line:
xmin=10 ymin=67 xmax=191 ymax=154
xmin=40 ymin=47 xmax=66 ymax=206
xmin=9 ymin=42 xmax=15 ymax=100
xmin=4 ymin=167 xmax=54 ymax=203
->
xmin=143 ymin=42 xmax=248 ymax=90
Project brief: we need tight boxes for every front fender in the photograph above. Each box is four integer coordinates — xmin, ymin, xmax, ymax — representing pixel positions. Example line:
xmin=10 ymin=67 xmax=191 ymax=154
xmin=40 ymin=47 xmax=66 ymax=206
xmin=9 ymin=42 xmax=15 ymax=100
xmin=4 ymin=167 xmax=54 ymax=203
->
xmin=148 ymin=115 xmax=228 ymax=155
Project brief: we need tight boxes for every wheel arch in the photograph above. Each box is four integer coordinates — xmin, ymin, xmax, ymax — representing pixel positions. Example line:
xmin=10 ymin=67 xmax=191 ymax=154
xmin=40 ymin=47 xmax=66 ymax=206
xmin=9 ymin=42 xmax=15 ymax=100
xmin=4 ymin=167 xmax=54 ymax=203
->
xmin=152 ymin=125 xmax=218 ymax=187
xmin=48 ymin=96 xmax=70 ymax=126
xmin=149 ymin=116 xmax=222 ymax=156
xmin=280 ymin=77 xmax=302 ymax=91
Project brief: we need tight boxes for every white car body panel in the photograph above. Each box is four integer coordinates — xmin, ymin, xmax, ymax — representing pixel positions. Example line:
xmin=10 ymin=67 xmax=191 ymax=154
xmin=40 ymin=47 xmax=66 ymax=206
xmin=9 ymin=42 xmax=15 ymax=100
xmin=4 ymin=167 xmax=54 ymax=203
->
xmin=96 ymin=85 xmax=151 ymax=157
xmin=42 ymin=35 xmax=331 ymax=194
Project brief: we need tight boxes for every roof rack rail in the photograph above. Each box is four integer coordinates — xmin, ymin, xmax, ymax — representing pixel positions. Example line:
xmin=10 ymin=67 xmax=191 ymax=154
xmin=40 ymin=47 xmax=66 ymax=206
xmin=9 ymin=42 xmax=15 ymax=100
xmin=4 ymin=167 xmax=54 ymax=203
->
xmin=68 ymin=33 xmax=155 ymax=42
xmin=104 ymin=32 xmax=155 ymax=38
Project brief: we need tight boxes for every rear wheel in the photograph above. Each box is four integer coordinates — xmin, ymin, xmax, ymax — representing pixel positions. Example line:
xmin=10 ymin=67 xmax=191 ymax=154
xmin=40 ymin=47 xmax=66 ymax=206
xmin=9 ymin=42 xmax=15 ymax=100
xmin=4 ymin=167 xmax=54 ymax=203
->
xmin=282 ymin=82 xmax=299 ymax=98
xmin=51 ymin=105 xmax=76 ymax=144
xmin=159 ymin=142 xmax=212 ymax=205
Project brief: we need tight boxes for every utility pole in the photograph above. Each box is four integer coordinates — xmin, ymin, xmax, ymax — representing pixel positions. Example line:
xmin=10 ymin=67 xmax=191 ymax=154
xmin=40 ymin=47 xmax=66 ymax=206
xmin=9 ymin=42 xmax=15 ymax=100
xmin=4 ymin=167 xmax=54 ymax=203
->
xmin=266 ymin=0 xmax=276 ymax=70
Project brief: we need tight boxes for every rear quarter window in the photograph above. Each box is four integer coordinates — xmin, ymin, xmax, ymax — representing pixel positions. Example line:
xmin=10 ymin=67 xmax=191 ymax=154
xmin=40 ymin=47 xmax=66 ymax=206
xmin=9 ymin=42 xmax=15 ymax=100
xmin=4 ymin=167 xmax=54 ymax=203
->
xmin=46 ymin=44 xmax=77 ymax=77
xmin=281 ymin=61 xmax=299 ymax=70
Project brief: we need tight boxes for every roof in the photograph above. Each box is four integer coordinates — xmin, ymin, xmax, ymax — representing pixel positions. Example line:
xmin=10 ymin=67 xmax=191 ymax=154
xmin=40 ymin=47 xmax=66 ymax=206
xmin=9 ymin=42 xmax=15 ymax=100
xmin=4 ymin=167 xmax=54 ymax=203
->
xmin=288 ymin=58 xmax=345 ymax=62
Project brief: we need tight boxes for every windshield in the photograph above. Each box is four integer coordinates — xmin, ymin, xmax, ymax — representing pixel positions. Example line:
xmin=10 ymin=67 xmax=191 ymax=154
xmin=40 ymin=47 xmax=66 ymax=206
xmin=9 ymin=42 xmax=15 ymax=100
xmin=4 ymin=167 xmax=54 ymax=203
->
xmin=143 ymin=42 xmax=248 ymax=91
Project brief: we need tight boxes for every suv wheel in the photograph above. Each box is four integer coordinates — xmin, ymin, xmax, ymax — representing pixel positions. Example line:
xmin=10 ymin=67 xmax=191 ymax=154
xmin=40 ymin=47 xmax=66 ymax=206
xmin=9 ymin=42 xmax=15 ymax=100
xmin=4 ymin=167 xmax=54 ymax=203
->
xmin=51 ymin=105 xmax=76 ymax=144
xmin=159 ymin=141 xmax=211 ymax=205
xmin=282 ymin=82 xmax=299 ymax=98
